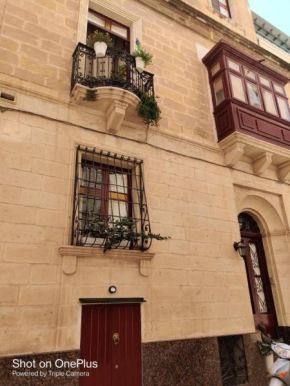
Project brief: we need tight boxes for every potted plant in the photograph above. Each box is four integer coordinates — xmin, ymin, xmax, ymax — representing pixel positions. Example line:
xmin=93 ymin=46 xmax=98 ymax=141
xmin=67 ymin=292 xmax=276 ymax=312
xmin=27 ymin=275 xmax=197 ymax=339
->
xmin=83 ymin=215 xmax=169 ymax=253
xmin=87 ymin=30 xmax=114 ymax=58
xmin=132 ymin=38 xmax=153 ymax=73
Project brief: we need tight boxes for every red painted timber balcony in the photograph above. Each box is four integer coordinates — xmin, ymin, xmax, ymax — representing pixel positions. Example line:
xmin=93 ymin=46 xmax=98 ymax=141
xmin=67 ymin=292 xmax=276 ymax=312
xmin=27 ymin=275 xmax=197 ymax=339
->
xmin=203 ymin=41 xmax=290 ymax=181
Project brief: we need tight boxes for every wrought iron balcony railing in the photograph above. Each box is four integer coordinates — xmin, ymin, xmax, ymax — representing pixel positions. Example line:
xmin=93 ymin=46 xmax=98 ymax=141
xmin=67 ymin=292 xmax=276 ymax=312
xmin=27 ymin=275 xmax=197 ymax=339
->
xmin=71 ymin=43 xmax=154 ymax=97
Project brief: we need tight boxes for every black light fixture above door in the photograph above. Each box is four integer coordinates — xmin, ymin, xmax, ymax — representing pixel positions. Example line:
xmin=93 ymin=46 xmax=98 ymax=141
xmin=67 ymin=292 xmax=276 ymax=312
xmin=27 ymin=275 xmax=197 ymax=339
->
xmin=233 ymin=240 xmax=247 ymax=259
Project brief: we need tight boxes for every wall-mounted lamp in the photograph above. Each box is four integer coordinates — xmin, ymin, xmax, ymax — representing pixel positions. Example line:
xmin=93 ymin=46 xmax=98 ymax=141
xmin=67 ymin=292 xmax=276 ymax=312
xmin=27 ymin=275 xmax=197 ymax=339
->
xmin=233 ymin=241 xmax=247 ymax=259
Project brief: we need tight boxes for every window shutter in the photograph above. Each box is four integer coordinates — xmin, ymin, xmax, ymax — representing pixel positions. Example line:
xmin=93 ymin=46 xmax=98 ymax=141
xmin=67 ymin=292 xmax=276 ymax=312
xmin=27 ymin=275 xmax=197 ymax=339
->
xmin=211 ymin=0 xmax=220 ymax=11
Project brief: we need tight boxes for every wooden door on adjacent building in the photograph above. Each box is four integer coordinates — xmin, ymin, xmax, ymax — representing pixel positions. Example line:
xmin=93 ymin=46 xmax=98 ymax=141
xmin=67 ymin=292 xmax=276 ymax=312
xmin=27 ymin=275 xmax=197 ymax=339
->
xmin=80 ymin=303 xmax=142 ymax=386
xmin=239 ymin=213 xmax=278 ymax=337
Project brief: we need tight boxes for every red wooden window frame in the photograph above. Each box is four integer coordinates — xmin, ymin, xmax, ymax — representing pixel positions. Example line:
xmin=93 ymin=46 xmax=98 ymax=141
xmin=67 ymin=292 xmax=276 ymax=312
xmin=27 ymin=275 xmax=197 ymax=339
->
xmin=88 ymin=9 xmax=130 ymax=42
xmin=212 ymin=0 xmax=231 ymax=18
xmin=80 ymin=161 xmax=132 ymax=220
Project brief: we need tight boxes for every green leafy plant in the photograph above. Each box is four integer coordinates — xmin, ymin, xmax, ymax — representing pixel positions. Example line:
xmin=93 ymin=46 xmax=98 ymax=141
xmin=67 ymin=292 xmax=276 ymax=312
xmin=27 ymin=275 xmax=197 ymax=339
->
xmin=132 ymin=50 xmax=153 ymax=66
xmin=87 ymin=30 xmax=114 ymax=48
xmin=110 ymin=65 xmax=126 ymax=83
xmin=83 ymin=215 xmax=170 ymax=253
xmin=138 ymin=92 xmax=161 ymax=127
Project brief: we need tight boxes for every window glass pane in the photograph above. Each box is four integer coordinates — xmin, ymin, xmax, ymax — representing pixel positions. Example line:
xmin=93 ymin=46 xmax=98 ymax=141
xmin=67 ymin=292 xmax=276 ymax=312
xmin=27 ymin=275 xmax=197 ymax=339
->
xmin=277 ymin=97 xmax=290 ymax=121
xmin=262 ymin=90 xmax=278 ymax=115
xmin=82 ymin=166 xmax=102 ymax=188
xmin=244 ymin=68 xmax=256 ymax=80
xmin=259 ymin=76 xmax=271 ymax=88
xmin=228 ymin=60 xmax=240 ymax=73
xmin=219 ymin=6 xmax=229 ymax=17
xmin=211 ymin=62 xmax=220 ymax=76
xmin=88 ymin=11 xmax=105 ymax=28
xmin=273 ymin=83 xmax=284 ymax=95
xmin=111 ymin=24 xmax=127 ymax=39
xmin=109 ymin=172 xmax=128 ymax=194
xmin=230 ymin=74 xmax=246 ymax=102
xmin=247 ymin=82 xmax=262 ymax=109
xmin=109 ymin=200 xmax=128 ymax=220
xmin=219 ymin=0 xmax=227 ymax=5
xmin=211 ymin=0 xmax=219 ymax=11
xmin=213 ymin=78 xmax=225 ymax=105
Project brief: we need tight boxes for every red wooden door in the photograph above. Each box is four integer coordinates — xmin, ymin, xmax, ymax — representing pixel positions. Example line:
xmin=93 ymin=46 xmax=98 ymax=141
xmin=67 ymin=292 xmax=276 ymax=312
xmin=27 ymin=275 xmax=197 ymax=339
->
xmin=80 ymin=304 xmax=142 ymax=386
xmin=239 ymin=213 xmax=278 ymax=337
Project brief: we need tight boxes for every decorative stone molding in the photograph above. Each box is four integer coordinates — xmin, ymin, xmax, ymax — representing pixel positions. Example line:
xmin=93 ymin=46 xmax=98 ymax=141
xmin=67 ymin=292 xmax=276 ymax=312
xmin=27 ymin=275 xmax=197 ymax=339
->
xmin=70 ymin=85 xmax=140 ymax=133
xmin=253 ymin=152 xmax=273 ymax=175
xmin=220 ymin=132 xmax=290 ymax=180
xmin=59 ymin=246 xmax=155 ymax=277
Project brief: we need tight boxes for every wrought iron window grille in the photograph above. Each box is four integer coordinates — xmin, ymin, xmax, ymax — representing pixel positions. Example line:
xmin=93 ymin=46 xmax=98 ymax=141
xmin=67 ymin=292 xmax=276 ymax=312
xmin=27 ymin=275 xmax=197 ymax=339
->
xmin=71 ymin=43 xmax=154 ymax=97
xmin=218 ymin=335 xmax=249 ymax=386
xmin=238 ymin=213 xmax=260 ymax=233
xmin=72 ymin=145 xmax=152 ymax=251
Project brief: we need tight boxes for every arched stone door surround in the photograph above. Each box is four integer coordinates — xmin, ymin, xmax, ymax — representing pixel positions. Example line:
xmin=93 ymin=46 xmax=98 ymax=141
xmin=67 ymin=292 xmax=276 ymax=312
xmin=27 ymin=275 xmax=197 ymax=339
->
xmin=236 ymin=194 xmax=289 ymax=327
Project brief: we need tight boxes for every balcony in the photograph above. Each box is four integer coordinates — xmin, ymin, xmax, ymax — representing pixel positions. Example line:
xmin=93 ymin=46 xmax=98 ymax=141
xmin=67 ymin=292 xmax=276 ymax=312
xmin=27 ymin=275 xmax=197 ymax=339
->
xmin=70 ymin=43 xmax=155 ymax=133
xmin=203 ymin=41 xmax=290 ymax=181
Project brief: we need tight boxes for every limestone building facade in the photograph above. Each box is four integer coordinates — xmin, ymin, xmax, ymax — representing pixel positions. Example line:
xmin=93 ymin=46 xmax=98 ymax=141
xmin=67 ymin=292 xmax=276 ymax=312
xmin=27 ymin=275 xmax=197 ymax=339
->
xmin=0 ymin=0 xmax=290 ymax=385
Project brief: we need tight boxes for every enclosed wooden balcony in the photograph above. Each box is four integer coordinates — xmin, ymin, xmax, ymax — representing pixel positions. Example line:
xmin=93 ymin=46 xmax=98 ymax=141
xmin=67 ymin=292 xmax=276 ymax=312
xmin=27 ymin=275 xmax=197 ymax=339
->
xmin=203 ymin=41 xmax=290 ymax=180
xmin=70 ymin=43 xmax=154 ymax=133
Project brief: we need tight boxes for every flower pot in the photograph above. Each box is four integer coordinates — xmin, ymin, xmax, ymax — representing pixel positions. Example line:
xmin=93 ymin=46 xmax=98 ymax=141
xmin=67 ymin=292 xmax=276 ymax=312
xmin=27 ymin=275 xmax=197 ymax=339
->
xmin=135 ymin=57 xmax=145 ymax=73
xmin=94 ymin=41 xmax=107 ymax=58
xmin=265 ymin=353 xmax=274 ymax=374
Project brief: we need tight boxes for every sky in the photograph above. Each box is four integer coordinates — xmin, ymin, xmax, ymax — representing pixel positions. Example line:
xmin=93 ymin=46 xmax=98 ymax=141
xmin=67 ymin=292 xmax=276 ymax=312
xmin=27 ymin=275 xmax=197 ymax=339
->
xmin=249 ymin=0 xmax=290 ymax=36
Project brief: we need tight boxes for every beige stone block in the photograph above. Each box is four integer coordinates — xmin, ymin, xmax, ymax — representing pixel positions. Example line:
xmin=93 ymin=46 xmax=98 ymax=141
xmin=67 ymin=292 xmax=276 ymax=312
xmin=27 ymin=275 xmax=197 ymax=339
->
xmin=0 ymin=263 xmax=30 ymax=284
xmin=0 ymin=285 xmax=18 ymax=305
xmin=0 ymin=167 xmax=42 ymax=189
xmin=152 ymin=269 xmax=187 ymax=286
xmin=0 ymin=185 xmax=21 ymax=204
xmin=25 ymin=23 xmax=60 ymax=42
xmin=76 ymin=266 xmax=111 ymax=285
xmin=20 ymin=189 xmax=66 ymax=210
xmin=0 ymin=48 xmax=19 ymax=65
xmin=151 ymin=320 xmax=181 ymax=340
xmin=5 ymin=3 xmax=38 ymax=24
xmin=0 ymin=329 xmax=56 ymax=356
xmin=30 ymin=265 xmax=60 ymax=284
xmin=152 ymin=286 xmax=181 ymax=302
xmin=153 ymin=253 xmax=184 ymax=269
xmin=41 ymin=40 xmax=62 ymax=56
xmin=32 ymin=158 xmax=68 ymax=178
xmin=36 ymin=208 xmax=66 ymax=228
xmin=171 ymin=302 xmax=204 ymax=320
xmin=218 ymin=258 xmax=244 ymax=273
xmin=229 ymin=288 xmax=251 ymax=303
xmin=0 ymin=150 xmax=33 ymax=172
xmin=32 ymin=127 xmax=57 ymax=145
xmin=203 ymin=302 xmax=229 ymax=319
xmin=0 ymin=137 xmax=46 ymax=159
xmin=56 ymin=327 xmax=79 ymax=350
xmin=151 ymin=302 xmax=171 ymax=322
xmin=190 ymin=242 xmax=220 ymax=258
xmin=168 ymin=239 xmax=190 ymax=255
xmin=204 ymin=272 xmax=225 ymax=287
xmin=0 ymin=307 xmax=21 ymax=328
xmin=0 ymin=36 xmax=19 ymax=52
xmin=59 ymin=286 xmax=73 ymax=305
xmin=110 ymin=267 xmax=140 ymax=285
xmin=58 ymin=305 xmax=80 ymax=328
xmin=21 ymin=307 xmax=57 ymax=328
xmin=188 ymin=271 xmax=204 ymax=286
xmin=3 ymin=243 xmax=51 ymax=264
xmin=0 ymin=202 xmax=36 ymax=224
xmin=1 ymin=25 xmax=38 ymax=46
xmin=147 ymin=182 xmax=169 ymax=197
xmin=3 ymin=121 xmax=31 ymax=139
xmin=21 ymin=44 xmax=48 ymax=62
xmin=41 ymin=175 xmax=69 ymax=195
xmin=19 ymin=285 xmax=57 ymax=305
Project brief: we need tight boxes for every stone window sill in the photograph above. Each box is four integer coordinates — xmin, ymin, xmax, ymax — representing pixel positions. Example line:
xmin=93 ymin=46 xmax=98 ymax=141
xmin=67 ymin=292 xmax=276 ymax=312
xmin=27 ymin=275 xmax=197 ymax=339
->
xmin=59 ymin=246 xmax=155 ymax=276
